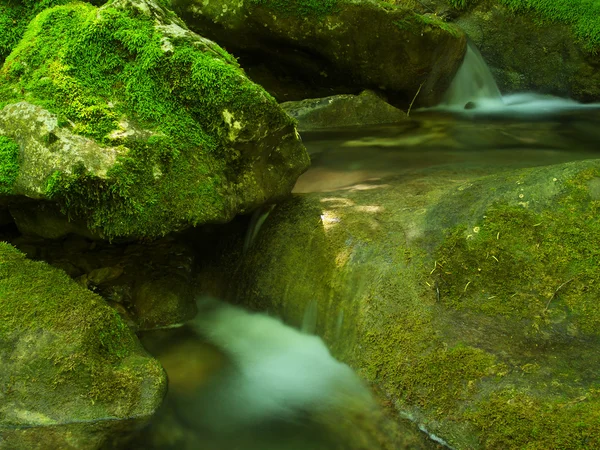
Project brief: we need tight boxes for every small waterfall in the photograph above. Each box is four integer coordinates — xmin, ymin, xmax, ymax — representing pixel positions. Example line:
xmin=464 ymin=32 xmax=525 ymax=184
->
xmin=441 ymin=41 xmax=503 ymax=109
xmin=434 ymin=41 xmax=600 ymax=115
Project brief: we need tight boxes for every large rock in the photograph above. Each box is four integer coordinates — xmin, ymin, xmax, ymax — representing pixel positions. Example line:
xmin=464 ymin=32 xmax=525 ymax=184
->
xmin=422 ymin=0 xmax=600 ymax=102
xmin=0 ymin=0 xmax=309 ymax=239
xmin=0 ymin=243 xmax=167 ymax=449
xmin=281 ymin=90 xmax=408 ymax=131
xmin=199 ymin=157 xmax=600 ymax=448
xmin=170 ymin=0 xmax=467 ymax=107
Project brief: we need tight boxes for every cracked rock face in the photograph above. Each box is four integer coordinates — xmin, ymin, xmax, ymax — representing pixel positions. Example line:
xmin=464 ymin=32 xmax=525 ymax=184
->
xmin=0 ymin=0 xmax=309 ymax=240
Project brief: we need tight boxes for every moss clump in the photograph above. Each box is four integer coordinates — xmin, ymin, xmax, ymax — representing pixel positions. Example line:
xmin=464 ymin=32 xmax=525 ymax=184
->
xmin=249 ymin=0 xmax=340 ymax=17
xmin=0 ymin=242 xmax=166 ymax=424
xmin=0 ymin=0 xmax=70 ymax=65
xmin=0 ymin=242 xmax=133 ymax=360
xmin=0 ymin=135 xmax=19 ymax=194
xmin=365 ymin=320 xmax=497 ymax=415
xmin=0 ymin=2 xmax=295 ymax=238
xmin=395 ymin=12 xmax=461 ymax=37
xmin=433 ymin=168 xmax=600 ymax=336
xmin=447 ymin=0 xmax=473 ymax=10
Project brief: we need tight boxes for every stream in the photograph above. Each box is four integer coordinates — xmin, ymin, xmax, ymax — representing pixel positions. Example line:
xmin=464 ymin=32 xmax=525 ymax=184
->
xmin=133 ymin=105 xmax=600 ymax=449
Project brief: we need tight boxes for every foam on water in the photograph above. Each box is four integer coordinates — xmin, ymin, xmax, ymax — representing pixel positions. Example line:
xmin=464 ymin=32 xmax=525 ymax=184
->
xmin=184 ymin=297 xmax=374 ymax=432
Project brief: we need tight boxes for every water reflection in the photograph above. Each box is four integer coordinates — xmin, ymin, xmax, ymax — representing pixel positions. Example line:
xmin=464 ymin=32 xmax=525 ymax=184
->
xmin=295 ymin=111 xmax=600 ymax=193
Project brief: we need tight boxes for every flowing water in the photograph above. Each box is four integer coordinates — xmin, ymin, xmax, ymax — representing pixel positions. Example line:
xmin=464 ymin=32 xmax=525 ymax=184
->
xmin=134 ymin=299 xmax=445 ymax=450
xmin=294 ymin=110 xmax=600 ymax=193
xmin=434 ymin=41 xmax=600 ymax=116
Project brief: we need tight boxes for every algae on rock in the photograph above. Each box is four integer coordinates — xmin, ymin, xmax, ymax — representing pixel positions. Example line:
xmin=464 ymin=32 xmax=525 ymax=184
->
xmin=0 ymin=242 xmax=167 ymax=449
xmin=0 ymin=0 xmax=309 ymax=239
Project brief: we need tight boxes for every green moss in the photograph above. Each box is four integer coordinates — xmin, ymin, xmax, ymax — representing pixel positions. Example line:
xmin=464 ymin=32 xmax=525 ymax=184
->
xmin=249 ymin=0 xmax=340 ymax=17
xmin=468 ymin=388 xmax=600 ymax=449
xmin=501 ymin=0 xmax=600 ymax=52
xmin=0 ymin=242 xmax=133 ymax=358
xmin=0 ymin=0 xmax=71 ymax=65
xmin=0 ymin=2 xmax=293 ymax=238
xmin=394 ymin=12 xmax=461 ymax=37
xmin=0 ymin=243 xmax=145 ymax=400
xmin=446 ymin=0 xmax=600 ymax=53
xmin=447 ymin=0 xmax=473 ymax=10
xmin=365 ymin=321 xmax=498 ymax=415
xmin=433 ymin=168 xmax=600 ymax=336
xmin=0 ymin=135 xmax=19 ymax=194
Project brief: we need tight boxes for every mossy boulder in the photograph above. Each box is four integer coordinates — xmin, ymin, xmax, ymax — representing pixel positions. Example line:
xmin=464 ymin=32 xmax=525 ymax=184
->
xmin=423 ymin=0 xmax=600 ymax=102
xmin=200 ymin=158 xmax=600 ymax=448
xmin=0 ymin=242 xmax=167 ymax=449
xmin=8 ymin=234 xmax=197 ymax=331
xmin=0 ymin=0 xmax=309 ymax=239
xmin=281 ymin=90 xmax=408 ymax=131
xmin=170 ymin=0 xmax=466 ymax=107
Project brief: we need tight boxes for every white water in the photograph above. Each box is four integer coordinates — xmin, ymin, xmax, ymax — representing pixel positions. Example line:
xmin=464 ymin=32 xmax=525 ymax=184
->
xmin=434 ymin=42 xmax=600 ymax=116
xmin=185 ymin=297 xmax=373 ymax=432
xmin=440 ymin=42 xmax=502 ymax=108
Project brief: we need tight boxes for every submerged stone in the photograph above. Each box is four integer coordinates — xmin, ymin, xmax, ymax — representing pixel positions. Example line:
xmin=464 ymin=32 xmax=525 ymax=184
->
xmin=199 ymin=157 xmax=600 ymax=449
xmin=0 ymin=243 xmax=167 ymax=449
xmin=170 ymin=0 xmax=466 ymax=107
xmin=0 ymin=0 xmax=309 ymax=240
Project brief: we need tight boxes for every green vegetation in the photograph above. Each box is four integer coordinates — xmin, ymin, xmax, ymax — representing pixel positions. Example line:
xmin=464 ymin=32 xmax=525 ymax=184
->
xmin=0 ymin=1 xmax=66 ymax=65
xmin=0 ymin=135 xmax=19 ymax=194
xmin=433 ymin=168 xmax=600 ymax=336
xmin=468 ymin=388 xmax=600 ymax=449
xmin=443 ymin=0 xmax=600 ymax=52
xmin=499 ymin=0 xmax=600 ymax=52
xmin=249 ymin=0 xmax=340 ymax=17
xmin=0 ymin=2 xmax=293 ymax=238
xmin=0 ymin=242 xmax=133 ymax=359
xmin=447 ymin=0 xmax=472 ymax=9
xmin=394 ymin=9 xmax=460 ymax=36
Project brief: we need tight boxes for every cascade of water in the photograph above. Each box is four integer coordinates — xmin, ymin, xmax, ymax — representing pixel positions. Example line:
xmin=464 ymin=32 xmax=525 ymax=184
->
xmin=441 ymin=41 xmax=503 ymax=109
xmin=433 ymin=41 xmax=600 ymax=115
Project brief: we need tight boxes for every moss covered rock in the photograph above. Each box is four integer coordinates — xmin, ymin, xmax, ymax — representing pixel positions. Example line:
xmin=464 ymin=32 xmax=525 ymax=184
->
xmin=201 ymin=157 xmax=600 ymax=448
xmin=7 ymin=234 xmax=198 ymax=331
xmin=0 ymin=0 xmax=309 ymax=239
xmin=170 ymin=0 xmax=466 ymax=108
xmin=0 ymin=242 xmax=167 ymax=449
